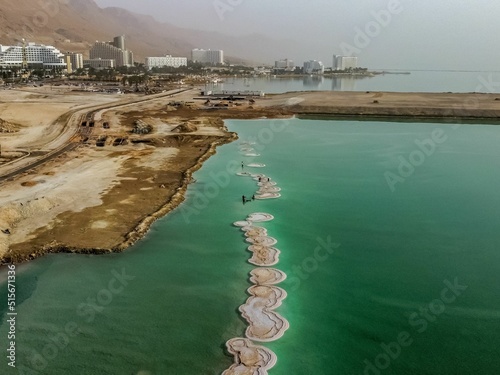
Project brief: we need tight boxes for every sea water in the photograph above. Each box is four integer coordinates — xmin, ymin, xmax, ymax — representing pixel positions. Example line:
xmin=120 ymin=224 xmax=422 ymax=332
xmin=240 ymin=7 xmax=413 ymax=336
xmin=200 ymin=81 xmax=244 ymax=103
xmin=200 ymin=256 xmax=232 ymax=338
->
xmin=206 ymin=71 xmax=500 ymax=93
xmin=1 ymin=118 xmax=500 ymax=374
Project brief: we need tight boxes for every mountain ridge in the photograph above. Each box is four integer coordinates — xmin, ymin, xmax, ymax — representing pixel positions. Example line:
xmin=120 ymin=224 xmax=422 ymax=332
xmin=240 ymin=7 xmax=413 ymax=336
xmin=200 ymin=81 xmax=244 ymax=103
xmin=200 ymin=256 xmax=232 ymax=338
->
xmin=0 ymin=0 xmax=294 ymax=65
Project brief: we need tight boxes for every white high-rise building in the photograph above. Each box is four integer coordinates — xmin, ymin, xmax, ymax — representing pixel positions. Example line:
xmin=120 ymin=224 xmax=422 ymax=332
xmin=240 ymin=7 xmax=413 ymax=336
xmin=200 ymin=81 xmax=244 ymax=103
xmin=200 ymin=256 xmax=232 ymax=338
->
xmin=333 ymin=55 xmax=358 ymax=71
xmin=275 ymin=59 xmax=295 ymax=70
xmin=83 ymin=59 xmax=116 ymax=69
xmin=0 ymin=43 xmax=66 ymax=68
xmin=191 ymin=49 xmax=224 ymax=65
xmin=90 ymin=36 xmax=134 ymax=67
xmin=303 ymin=60 xmax=325 ymax=74
xmin=66 ymin=53 xmax=84 ymax=71
xmin=145 ymin=55 xmax=188 ymax=69
xmin=90 ymin=42 xmax=128 ymax=67
xmin=113 ymin=35 xmax=125 ymax=51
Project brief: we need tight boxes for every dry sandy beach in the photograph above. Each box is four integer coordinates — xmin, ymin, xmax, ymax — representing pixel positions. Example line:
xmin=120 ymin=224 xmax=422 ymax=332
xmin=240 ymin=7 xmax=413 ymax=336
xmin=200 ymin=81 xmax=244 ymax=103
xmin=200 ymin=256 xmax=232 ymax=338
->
xmin=2 ymin=87 xmax=500 ymax=264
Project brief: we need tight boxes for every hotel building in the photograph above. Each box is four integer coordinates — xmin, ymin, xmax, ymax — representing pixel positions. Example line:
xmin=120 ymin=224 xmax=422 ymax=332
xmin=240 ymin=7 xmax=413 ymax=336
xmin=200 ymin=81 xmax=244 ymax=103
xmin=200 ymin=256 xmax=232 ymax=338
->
xmin=145 ymin=55 xmax=188 ymax=69
xmin=333 ymin=55 xmax=358 ymax=70
xmin=303 ymin=60 xmax=325 ymax=74
xmin=191 ymin=49 xmax=224 ymax=65
xmin=275 ymin=59 xmax=295 ymax=71
xmin=0 ymin=43 xmax=66 ymax=68
xmin=64 ymin=53 xmax=84 ymax=73
xmin=83 ymin=58 xmax=116 ymax=69
xmin=90 ymin=36 xmax=134 ymax=67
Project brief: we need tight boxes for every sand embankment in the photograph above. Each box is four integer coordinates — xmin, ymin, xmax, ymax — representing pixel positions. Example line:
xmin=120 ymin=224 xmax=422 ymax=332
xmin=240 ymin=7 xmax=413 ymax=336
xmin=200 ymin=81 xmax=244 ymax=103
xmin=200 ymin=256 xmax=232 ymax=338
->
xmin=262 ymin=91 xmax=500 ymax=119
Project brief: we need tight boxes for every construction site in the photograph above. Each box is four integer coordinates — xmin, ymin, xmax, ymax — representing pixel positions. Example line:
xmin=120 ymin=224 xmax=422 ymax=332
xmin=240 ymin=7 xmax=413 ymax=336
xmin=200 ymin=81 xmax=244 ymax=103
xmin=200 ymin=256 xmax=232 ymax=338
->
xmin=0 ymin=82 xmax=293 ymax=264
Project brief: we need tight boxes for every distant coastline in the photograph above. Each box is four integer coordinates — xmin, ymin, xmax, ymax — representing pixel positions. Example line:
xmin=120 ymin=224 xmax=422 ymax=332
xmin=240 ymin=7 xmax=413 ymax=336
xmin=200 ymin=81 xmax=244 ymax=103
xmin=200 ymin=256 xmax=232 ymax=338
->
xmin=274 ymin=71 xmax=381 ymax=78
xmin=215 ymin=71 xmax=412 ymax=79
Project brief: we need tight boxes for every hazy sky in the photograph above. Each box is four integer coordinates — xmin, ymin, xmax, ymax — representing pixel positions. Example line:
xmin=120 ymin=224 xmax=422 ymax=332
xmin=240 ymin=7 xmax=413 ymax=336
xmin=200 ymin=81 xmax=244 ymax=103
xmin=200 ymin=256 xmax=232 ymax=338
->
xmin=94 ymin=0 xmax=500 ymax=70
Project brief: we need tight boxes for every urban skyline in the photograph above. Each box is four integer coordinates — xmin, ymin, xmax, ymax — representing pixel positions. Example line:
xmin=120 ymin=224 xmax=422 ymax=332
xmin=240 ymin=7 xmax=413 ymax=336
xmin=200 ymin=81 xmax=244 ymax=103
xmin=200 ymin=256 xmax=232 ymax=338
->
xmin=0 ymin=36 xmax=366 ymax=73
xmin=94 ymin=0 xmax=500 ymax=71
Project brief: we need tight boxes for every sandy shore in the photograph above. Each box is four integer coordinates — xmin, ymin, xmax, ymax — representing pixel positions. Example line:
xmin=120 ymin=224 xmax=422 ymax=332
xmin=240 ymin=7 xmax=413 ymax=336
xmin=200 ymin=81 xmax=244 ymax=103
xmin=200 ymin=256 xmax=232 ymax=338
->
xmin=3 ymin=88 xmax=500 ymax=264
xmin=261 ymin=91 xmax=500 ymax=119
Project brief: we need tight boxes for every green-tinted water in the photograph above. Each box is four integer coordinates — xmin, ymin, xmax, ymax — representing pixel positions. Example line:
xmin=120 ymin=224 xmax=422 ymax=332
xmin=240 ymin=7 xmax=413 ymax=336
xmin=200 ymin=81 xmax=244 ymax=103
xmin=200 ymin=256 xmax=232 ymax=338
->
xmin=2 ymin=119 xmax=500 ymax=374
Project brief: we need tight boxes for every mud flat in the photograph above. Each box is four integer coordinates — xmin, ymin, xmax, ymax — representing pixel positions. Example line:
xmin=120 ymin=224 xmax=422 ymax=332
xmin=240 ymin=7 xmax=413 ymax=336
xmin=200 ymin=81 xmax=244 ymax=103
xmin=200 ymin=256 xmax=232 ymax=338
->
xmin=263 ymin=91 xmax=500 ymax=119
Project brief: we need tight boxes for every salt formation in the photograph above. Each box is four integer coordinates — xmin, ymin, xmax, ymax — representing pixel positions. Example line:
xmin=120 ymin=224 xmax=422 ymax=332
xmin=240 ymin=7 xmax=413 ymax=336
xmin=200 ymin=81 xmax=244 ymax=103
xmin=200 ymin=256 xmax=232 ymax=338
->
xmin=223 ymin=141 xmax=288 ymax=375
xmin=223 ymin=338 xmax=277 ymax=375
xmin=239 ymin=285 xmax=289 ymax=342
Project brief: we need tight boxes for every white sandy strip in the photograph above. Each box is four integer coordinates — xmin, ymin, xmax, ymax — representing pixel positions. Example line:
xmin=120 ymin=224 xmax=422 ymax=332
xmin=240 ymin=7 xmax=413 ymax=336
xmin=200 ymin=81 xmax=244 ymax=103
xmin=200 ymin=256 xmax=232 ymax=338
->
xmin=239 ymin=285 xmax=289 ymax=342
xmin=247 ymin=213 xmax=274 ymax=222
xmin=253 ymin=178 xmax=270 ymax=183
xmin=222 ymin=338 xmax=277 ymax=375
xmin=250 ymin=268 xmax=287 ymax=286
xmin=255 ymin=193 xmax=281 ymax=200
xmin=247 ymin=245 xmax=281 ymax=267
xmin=234 ymin=220 xmax=252 ymax=227
xmin=285 ymin=97 xmax=305 ymax=106
xmin=247 ymin=163 xmax=266 ymax=168
xmin=257 ymin=187 xmax=281 ymax=193
xmin=257 ymin=181 xmax=277 ymax=187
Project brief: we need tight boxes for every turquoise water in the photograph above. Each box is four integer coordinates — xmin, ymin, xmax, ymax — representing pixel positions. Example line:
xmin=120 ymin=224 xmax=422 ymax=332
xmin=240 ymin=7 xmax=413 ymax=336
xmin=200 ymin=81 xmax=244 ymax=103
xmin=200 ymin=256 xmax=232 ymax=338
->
xmin=2 ymin=119 xmax=500 ymax=374
xmin=206 ymin=71 xmax=500 ymax=93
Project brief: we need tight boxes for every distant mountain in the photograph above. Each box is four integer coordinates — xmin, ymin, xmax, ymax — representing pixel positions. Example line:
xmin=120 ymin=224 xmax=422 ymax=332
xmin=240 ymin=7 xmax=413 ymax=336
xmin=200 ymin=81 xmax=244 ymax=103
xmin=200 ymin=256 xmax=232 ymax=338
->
xmin=0 ymin=0 xmax=295 ymax=65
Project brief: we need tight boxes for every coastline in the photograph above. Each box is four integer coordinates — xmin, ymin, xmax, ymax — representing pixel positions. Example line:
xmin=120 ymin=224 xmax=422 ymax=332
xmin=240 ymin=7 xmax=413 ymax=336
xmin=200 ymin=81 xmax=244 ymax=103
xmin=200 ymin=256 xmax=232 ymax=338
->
xmin=3 ymin=89 xmax=500 ymax=264
xmin=115 ymin=131 xmax=238 ymax=251
xmin=2 ymin=131 xmax=237 ymax=263
xmin=0 ymin=90 xmax=291 ymax=265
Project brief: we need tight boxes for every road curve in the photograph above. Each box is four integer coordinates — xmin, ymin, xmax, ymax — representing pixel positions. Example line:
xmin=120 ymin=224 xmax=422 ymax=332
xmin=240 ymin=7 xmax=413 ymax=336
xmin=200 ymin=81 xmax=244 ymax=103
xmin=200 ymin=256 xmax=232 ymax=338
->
xmin=0 ymin=88 xmax=192 ymax=184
